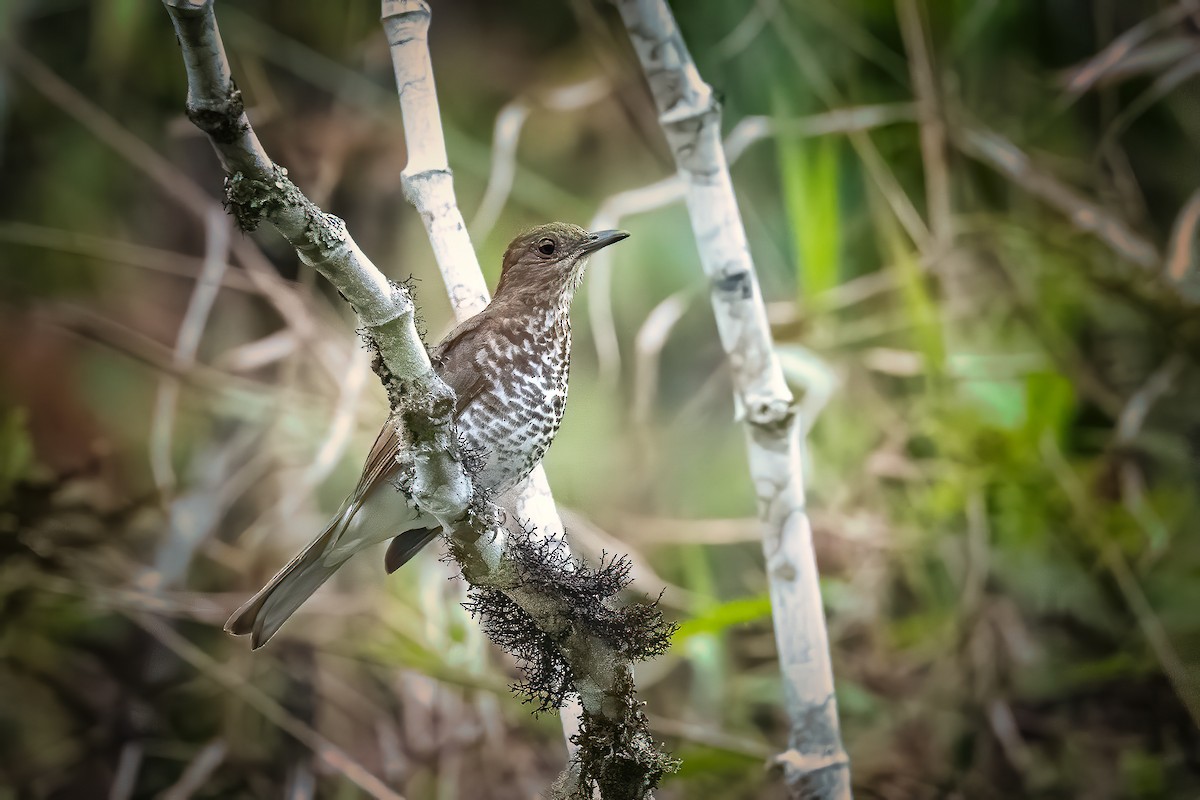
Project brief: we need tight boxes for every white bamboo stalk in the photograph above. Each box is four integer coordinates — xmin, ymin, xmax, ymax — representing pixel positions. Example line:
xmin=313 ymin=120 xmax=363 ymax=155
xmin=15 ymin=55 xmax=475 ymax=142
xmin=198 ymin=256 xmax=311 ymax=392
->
xmin=379 ymin=0 xmax=583 ymax=755
xmin=613 ymin=1 xmax=851 ymax=797
xmin=381 ymin=0 xmax=567 ymax=545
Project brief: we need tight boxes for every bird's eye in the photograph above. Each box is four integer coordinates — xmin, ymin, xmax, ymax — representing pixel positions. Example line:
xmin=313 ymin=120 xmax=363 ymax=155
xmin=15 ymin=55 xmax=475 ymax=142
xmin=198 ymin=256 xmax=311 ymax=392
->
xmin=537 ymin=238 xmax=556 ymax=256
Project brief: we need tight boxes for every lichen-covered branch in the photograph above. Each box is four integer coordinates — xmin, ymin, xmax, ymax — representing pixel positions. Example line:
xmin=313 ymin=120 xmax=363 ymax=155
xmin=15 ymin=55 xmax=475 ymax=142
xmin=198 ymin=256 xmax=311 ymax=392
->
xmin=613 ymin=1 xmax=851 ymax=797
xmin=163 ymin=0 xmax=471 ymax=523
xmin=163 ymin=2 xmax=675 ymax=797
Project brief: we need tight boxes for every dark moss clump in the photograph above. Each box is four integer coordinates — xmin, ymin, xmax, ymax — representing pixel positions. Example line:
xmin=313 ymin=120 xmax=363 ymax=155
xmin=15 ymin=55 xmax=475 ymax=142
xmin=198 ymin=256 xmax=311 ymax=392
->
xmin=559 ymin=674 xmax=680 ymax=800
xmin=461 ymin=525 xmax=676 ymax=714
xmin=461 ymin=524 xmax=679 ymax=798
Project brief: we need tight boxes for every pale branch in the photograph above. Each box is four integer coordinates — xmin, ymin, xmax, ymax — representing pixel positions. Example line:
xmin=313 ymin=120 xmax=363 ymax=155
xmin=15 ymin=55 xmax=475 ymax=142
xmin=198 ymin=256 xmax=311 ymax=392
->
xmin=383 ymin=0 xmax=490 ymax=318
xmin=614 ymin=1 xmax=851 ymax=798
xmin=381 ymin=0 xmax=590 ymax=759
xmin=381 ymin=4 xmax=676 ymax=796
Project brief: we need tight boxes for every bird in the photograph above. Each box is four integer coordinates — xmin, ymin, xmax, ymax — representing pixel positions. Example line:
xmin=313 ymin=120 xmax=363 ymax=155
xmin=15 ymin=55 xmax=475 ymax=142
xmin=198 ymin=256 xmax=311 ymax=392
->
xmin=226 ymin=223 xmax=629 ymax=648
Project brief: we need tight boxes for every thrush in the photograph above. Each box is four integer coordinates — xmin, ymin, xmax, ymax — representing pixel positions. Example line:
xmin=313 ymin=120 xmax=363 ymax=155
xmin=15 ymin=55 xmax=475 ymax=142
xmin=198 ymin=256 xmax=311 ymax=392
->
xmin=226 ymin=223 xmax=629 ymax=648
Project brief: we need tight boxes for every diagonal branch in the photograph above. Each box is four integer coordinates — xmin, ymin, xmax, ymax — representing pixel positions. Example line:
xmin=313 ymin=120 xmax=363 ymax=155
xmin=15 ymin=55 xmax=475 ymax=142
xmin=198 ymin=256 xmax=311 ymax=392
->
xmin=162 ymin=3 xmax=676 ymax=798
xmin=613 ymin=1 xmax=851 ymax=797
xmin=953 ymin=124 xmax=1161 ymax=271
xmin=163 ymin=0 xmax=470 ymax=522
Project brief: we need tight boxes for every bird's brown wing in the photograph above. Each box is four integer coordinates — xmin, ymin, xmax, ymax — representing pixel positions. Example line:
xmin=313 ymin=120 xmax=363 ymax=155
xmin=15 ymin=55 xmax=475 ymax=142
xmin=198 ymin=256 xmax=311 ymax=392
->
xmin=353 ymin=312 xmax=496 ymax=501
xmin=430 ymin=312 xmax=497 ymax=416
xmin=354 ymin=420 xmax=402 ymax=500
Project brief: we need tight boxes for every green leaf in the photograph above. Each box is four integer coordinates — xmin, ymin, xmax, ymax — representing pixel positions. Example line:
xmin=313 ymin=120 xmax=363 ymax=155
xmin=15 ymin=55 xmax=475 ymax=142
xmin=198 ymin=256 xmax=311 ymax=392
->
xmin=872 ymin=196 xmax=945 ymax=376
xmin=774 ymin=94 xmax=842 ymax=302
xmin=1021 ymin=372 xmax=1076 ymax=446
xmin=672 ymin=595 xmax=774 ymax=647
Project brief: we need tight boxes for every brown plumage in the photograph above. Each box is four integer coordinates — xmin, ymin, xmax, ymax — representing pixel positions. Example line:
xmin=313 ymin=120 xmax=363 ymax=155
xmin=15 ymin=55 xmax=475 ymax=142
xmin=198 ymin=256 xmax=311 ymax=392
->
xmin=226 ymin=223 xmax=629 ymax=648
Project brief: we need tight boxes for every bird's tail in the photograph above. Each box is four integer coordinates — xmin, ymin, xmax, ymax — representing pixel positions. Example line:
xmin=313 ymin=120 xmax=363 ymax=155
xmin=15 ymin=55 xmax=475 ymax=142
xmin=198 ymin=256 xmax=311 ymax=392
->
xmin=225 ymin=517 xmax=347 ymax=649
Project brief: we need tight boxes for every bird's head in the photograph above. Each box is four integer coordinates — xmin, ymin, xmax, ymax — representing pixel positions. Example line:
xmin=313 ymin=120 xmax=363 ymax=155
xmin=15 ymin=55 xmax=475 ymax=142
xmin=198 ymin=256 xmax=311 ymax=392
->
xmin=495 ymin=222 xmax=629 ymax=309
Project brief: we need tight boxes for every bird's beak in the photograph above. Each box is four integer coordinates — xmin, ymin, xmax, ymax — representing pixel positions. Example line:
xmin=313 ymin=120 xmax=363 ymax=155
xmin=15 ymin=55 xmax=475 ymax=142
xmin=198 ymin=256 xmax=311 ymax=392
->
xmin=580 ymin=229 xmax=630 ymax=254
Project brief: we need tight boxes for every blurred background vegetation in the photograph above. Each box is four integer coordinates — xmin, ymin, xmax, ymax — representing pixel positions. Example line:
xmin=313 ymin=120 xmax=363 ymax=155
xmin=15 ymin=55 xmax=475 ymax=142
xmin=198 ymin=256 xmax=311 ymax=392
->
xmin=3 ymin=0 xmax=1200 ymax=798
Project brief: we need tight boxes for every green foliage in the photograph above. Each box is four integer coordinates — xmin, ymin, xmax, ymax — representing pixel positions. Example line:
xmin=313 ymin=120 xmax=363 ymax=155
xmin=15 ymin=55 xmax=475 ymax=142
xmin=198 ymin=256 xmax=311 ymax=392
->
xmin=775 ymin=93 xmax=843 ymax=303
xmin=0 ymin=410 xmax=33 ymax=504
xmin=672 ymin=595 xmax=773 ymax=647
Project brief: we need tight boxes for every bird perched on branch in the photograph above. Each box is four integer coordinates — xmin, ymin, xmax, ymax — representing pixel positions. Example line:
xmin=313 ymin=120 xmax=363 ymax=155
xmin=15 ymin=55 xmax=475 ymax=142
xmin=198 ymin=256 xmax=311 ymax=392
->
xmin=227 ymin=223 xmax=629 ymax=648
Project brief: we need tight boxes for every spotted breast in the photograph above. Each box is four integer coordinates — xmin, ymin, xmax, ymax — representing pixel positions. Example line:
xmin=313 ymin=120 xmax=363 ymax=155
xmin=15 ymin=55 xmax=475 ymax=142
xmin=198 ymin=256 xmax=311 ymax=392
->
xmin=435 ymin=309 xmax=572 ymax=495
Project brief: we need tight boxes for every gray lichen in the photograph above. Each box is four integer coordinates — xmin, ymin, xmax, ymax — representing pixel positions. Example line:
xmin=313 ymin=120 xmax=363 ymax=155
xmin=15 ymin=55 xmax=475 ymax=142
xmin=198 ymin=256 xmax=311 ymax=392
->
xmin=460 ymin=524 xmax=679 ymax=798
xmin=223 ymin=164 xmax=297 ymax=232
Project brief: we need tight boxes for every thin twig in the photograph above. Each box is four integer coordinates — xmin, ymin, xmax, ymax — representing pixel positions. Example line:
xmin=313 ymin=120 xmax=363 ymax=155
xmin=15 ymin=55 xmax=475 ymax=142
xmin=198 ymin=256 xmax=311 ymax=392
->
xmin=160 ymin=739 xmax=229 ymax=800
xmin=954 ymin=125 xmax=1160 ymax=270
xmin=632 ymin=291 xmax=692 ymax=426
xmin=714 ymin=0 xmax=781 ymax=61
xmin=150 ymin=208 xmax=232 ymax=492
xmin=1166 ymin=187 xmax=1200 ymax=283
xmin=1115 ymin=354 xmax=1184 ymax=559
xmin=214 ymin=329 xmax=297 ymax=372
xmin=43 ymin=304 xmax=284 ymax=403
xmin=723 ymin=103 xmax=918 ymax=164
xmin=109 ymin=743 xmax=144 ymax=800
xmin=0 ymin=221 xmax=255 ymax=292
xmin=647 ymin=714 xmax=774 ymax=759
xmin=896 ymin=0 xmax=952 ymax=247
xmin=1041 ymin=436 xmax=1200 ymax=728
